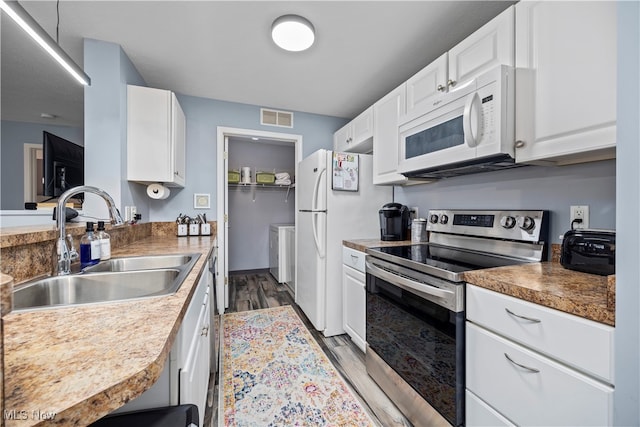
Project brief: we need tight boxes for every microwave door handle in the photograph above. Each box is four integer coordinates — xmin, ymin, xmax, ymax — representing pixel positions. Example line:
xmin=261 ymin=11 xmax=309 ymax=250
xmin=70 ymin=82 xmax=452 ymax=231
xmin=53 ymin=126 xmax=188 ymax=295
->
xmin=463 ymin=92 xmax=481 ymax=147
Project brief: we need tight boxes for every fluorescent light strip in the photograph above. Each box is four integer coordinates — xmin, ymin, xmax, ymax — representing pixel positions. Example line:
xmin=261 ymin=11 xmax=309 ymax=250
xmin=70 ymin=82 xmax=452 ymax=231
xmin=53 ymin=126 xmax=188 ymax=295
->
xmin=0 ymin=0 xmax=91 ymax=86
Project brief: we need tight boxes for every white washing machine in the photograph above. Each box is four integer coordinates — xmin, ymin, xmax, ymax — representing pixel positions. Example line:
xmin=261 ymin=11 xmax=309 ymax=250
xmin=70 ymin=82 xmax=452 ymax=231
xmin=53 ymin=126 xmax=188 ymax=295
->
xmin=269 ymin=224 xmax=294 ymax=283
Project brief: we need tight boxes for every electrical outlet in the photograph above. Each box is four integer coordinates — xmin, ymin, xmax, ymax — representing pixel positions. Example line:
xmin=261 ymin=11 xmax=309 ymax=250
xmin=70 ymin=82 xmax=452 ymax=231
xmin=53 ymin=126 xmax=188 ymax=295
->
xmin=570 ymin=205 xmax=589 ymax=229
xmin=411 ymin=207 xmax=419 ymax=219
xmin=130 ymin=206 xmax=137 ymax=219
xmin=124 ymin=206 xmax=131 ymax=222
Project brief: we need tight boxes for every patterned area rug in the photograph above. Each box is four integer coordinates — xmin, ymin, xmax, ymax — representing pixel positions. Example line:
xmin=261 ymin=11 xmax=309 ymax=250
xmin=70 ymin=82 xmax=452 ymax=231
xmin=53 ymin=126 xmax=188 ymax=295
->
xmin=222 ymin=306 xmax=375 ymax=426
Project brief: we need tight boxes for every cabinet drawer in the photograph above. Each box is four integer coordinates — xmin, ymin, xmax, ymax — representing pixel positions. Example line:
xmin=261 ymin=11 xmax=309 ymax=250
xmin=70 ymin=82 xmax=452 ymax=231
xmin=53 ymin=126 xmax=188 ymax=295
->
xmin=342 ymin=246 xmax=366 ymax=272
xmin=466 ymin=389 xmax=514 ymax=427
xmin=466 ymin=323 xmax=613 ymax=427
xmin=466 ymin=284 xmax=613 ymax=383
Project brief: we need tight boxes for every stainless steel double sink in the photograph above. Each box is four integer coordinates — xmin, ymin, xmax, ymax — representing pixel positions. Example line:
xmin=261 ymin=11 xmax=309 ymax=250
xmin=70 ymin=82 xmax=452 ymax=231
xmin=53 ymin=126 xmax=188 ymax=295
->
xmin=13 ymin=253 xmax=201 ymax=311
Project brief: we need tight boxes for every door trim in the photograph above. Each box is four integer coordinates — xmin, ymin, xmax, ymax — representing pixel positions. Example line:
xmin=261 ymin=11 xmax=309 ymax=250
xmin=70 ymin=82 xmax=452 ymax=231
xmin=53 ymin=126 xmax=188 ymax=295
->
xmin=216 ymin=127 xmax=303 ymax=313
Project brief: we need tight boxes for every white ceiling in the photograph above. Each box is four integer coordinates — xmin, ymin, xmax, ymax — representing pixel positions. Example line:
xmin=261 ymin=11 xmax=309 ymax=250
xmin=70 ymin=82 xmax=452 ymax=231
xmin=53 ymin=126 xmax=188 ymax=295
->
xmin=1 ymin=1 xmax=514 ymax=128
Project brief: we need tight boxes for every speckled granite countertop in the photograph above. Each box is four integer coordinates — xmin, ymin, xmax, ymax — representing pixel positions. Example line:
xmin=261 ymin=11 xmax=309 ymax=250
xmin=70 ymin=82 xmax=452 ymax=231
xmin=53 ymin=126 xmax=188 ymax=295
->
xmin=464 ymin=263 xmax=615 ymax=326
xmin=344 ymin=239 xmax=615 ymax=327
xmin=3 ymin=235 xmax=216 ymax=427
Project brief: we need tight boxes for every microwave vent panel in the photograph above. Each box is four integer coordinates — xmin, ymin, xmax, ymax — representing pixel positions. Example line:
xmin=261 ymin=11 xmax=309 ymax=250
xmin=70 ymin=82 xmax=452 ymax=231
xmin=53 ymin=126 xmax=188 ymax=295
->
xmin=261 ymin=108 xmax=294 ymax=128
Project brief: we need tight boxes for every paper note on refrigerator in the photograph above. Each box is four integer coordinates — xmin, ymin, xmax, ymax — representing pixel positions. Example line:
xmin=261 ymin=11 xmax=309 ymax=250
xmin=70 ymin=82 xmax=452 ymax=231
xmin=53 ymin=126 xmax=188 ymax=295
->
xmin=332 ymin=152 xmax=359 ymax=191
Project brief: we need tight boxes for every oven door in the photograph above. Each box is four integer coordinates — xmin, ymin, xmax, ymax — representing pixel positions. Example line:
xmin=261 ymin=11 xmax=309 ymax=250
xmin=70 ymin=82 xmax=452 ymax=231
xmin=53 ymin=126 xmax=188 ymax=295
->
xmin=365 ymin=256 xmax=465 ymax=427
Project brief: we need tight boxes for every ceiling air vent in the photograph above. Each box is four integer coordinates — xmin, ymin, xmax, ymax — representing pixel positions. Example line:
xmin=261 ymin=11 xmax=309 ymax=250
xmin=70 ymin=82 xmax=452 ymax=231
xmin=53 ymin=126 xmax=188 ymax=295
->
xmin=261 ymin=108 xmax=293 ymax=128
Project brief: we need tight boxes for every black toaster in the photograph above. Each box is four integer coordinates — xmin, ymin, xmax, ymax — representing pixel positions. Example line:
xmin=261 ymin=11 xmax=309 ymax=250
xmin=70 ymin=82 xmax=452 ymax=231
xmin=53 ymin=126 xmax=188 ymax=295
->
xmin=560 ymin=229 xmax=615 ymax=276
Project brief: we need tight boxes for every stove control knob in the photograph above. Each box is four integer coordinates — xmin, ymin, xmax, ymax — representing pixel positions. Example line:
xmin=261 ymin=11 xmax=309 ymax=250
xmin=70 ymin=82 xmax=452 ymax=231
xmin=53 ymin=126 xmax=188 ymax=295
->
xmin=500 ymin=215 xmax=516 ymax=229
xmin=517 ymin=216 xmax=535 ymax=231
xmin=439 ymin=214 xmax=449 ymax=225
xmin=429 ymin=214 xmax=439 ymax=224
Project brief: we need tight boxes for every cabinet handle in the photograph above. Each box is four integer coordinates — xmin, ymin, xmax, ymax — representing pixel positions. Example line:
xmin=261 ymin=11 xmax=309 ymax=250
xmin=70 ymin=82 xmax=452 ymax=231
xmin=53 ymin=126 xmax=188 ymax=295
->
xmin=504 ymin=352 xmax=540 ymax=373
xmin=505 ymin=307 xmax=541 ymax=323
xmin=174 ymin=171 xmax=179 ymax=175
xmin=515 ymin=140 xmax=525 ymax=149
xmin=447 ymin=79 xmax=456 ymax=88
xmin=201 ymin=325 xmax=210 ymax=337
xmin=437 ymin=84 xmax=446 ymax=92
xmin=350 ymin=254 xmax=359 ymax=261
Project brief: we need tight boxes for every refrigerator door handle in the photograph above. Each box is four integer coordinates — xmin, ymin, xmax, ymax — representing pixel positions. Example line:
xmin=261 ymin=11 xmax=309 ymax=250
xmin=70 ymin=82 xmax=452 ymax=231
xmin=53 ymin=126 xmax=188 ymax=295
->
xmin=311 ymin=166 xmax=326 ymax=211
xmin=312 ymin=211 xmax=325 ymax=258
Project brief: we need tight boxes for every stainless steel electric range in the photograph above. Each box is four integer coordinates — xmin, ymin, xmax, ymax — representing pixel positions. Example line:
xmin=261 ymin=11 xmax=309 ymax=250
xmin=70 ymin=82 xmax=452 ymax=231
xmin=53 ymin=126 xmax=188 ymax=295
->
xmin=365 ymin=209 xmax=549 ymax=427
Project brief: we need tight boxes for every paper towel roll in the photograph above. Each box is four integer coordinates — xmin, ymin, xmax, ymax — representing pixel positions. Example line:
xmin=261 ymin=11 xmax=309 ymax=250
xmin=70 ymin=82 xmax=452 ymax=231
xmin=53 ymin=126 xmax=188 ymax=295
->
xmin=147 ymin=183 xmax=170 ymax=200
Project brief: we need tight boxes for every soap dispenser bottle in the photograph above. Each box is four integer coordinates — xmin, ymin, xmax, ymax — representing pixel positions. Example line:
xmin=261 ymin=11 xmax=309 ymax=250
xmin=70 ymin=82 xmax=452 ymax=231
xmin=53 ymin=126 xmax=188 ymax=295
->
xmin=96 ymin=221 xmax=111 ymax=260
xmin=80 ymin=222 xmax=100 ymax=269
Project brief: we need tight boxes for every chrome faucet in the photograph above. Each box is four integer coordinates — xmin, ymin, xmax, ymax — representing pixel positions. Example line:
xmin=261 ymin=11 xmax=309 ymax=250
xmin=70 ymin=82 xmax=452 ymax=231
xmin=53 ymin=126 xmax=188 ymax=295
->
xmin=53 ymin=185 xmax=124 ymax=276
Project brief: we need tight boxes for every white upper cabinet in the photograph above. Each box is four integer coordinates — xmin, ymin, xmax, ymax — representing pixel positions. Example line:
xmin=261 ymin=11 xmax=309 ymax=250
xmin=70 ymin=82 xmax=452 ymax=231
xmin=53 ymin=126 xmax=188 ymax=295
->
xmin=373 ymin=84 xmax=411 ymax=185
xmin=406 ymin=53 xmax=448 ymax=116
xmin=127 ymin=85 xmax=186 ymax=187
xmin=405 ymin=6 xmax=514 ymax=121
xmin=514 ymin=1 xmax=616 ymax=165
xmin=448 ymin=6 xmax=514 ymax=88
xmin=333 ymin=106 xmax=374 ymax=153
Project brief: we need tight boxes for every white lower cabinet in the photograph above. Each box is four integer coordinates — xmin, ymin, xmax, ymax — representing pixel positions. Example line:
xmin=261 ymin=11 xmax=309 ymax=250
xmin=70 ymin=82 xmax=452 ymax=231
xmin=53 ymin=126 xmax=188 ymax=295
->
xmin=179 ymin=293 xmax=211 ymax=426
xmin=110 ymin=261 xmax=211 ymax=425
xmin=465 ymin=390 xmax=514 ymax=427
xmin=342 ymin=246 xmax=366 ymax=352
xmin=466 ymin=284 xmax=614 ymax=427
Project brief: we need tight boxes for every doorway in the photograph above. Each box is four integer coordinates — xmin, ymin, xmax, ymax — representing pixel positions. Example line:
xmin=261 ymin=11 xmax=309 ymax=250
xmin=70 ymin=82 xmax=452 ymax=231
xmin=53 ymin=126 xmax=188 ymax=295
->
xmin=23 ymin=143 xmax=45 ymax=204
xmin=216 ymin=127 xmax=302 ymax=314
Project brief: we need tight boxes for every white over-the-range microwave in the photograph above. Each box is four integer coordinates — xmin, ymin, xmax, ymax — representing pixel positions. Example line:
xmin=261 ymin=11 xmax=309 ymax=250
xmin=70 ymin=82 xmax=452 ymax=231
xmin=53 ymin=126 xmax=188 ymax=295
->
xmin=397 ymin=65 xmax=521 ymax=179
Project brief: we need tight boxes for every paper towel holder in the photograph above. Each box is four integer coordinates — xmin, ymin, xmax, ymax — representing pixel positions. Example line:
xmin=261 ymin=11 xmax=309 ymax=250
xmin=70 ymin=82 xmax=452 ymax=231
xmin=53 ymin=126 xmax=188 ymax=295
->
xmin=146 ymin=183 xmax=171 ymax=200
xmin=194 ymin=193 xmax=210 ymax=209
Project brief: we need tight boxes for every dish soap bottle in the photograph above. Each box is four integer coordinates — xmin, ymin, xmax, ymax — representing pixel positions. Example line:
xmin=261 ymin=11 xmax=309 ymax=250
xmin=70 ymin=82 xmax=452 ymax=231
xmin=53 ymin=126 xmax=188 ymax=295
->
xmin=96 ymin=221 xmax=111 ymax=261
xmin=80 ymin=222 xmax=100 ymax=269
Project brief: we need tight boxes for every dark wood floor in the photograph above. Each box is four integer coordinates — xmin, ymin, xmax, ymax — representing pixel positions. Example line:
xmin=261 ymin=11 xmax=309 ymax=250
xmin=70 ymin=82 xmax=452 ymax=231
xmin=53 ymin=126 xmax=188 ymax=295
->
xmin=204 ymin=270 xmax=413 ymax=427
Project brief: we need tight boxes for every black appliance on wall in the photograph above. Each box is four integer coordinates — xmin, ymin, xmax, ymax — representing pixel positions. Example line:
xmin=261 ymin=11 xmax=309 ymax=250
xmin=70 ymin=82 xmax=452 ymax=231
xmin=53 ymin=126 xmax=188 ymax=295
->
xmin=560 ymin=229 xmax=615 ymax=276
xmin=379 ymin=203 xmax=410 ymax=241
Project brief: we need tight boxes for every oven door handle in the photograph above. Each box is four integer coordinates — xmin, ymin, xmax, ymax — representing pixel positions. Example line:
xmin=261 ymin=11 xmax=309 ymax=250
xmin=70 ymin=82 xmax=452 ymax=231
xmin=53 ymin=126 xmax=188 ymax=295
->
xmin=366 ymin=260 xmax=454 ymax=300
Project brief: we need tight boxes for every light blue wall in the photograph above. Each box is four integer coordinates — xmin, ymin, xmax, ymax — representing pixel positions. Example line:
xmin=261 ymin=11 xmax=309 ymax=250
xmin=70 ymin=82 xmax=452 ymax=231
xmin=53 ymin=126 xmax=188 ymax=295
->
xmin=394 ymin=159 xmax=616 ymax=248
xmin=614 ymin=1 xmax=639 ymax=424
xmin=228 ymin=140 xmax=296 ymax=271
xmin=83 ymin=38 xmax=147 ymax=220
xmin=0 ymin=121 xmax=83 ymax=209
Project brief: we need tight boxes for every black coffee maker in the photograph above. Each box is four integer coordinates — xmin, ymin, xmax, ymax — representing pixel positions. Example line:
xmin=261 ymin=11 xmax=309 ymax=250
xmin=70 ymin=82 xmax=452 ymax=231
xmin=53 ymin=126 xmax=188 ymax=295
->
xmin=379 ymin=203 xmax=410 ymax=241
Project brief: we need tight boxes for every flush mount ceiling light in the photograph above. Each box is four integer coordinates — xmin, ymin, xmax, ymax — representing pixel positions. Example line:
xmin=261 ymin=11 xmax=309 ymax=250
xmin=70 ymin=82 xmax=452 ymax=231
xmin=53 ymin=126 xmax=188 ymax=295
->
xmin=0 ymin=0 xmax=91 ymax=85
xmin=271 ymin=14 xmax=315 ymax=52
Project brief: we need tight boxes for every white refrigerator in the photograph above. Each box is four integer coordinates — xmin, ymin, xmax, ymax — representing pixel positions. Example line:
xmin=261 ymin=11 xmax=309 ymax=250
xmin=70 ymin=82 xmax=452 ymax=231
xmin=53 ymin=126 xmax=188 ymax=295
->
xmin=296 ymin=149 xmax=393 ymax=337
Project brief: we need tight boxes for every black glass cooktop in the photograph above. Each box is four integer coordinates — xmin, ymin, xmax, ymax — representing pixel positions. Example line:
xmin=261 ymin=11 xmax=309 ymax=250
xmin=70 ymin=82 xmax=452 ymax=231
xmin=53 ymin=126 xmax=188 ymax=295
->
xmin=367 ymin=243 xmax=526 ymax=282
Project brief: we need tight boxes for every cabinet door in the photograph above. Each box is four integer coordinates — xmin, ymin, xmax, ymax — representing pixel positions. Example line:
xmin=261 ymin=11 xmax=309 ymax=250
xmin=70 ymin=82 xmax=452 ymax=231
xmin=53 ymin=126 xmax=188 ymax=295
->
xmin=127 ymin=85 xmax=186 ymax=187
xmin=372 ymin=84 xmax=410 ymax=185
xmin=466 ymin=323 xmax=613 ymax=427
xmin=350 ymin=107 xmax=374 ymax=153
xmin=342 ymin=264 xmax=366 ymax=352
xmin=333 ymin=123 xmax=351 ymax=153
xmin=180 ymin=298 xmax=211 ymax=427
xmin=448 ymin=5 xmax=514 ymax=87
xmin=405 ymin=53 xmax=448 ymax=120
xmin=466 ymin=390 xmax=514 ymax=427
xmin=171 ymin=93 xmax=186 ymax=186
xmin=514 ymin=1 xmax=616 ymax=165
